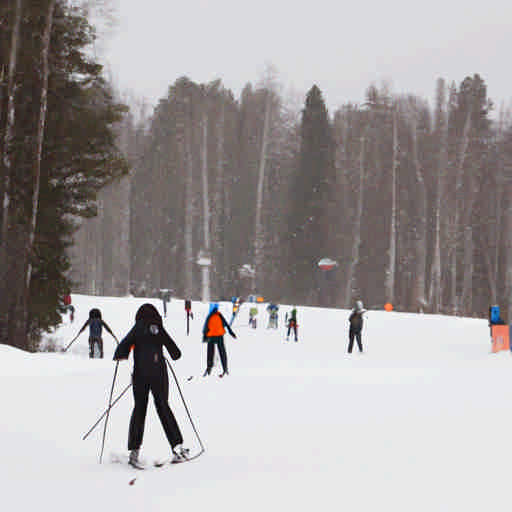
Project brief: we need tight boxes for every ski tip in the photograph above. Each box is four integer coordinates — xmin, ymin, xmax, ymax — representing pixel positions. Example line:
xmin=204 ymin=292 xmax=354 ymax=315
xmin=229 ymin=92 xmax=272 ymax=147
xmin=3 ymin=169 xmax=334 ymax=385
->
xmin=187 ymin=376 xmax=194 ymax=381
xmin=129 ymin=478 xmax=137 ymax=486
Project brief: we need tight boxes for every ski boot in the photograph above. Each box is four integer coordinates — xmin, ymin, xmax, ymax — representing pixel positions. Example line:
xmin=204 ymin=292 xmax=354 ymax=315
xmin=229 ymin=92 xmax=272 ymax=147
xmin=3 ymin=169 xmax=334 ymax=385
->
xmin=171 ymin=444 xmax=190 ymax=463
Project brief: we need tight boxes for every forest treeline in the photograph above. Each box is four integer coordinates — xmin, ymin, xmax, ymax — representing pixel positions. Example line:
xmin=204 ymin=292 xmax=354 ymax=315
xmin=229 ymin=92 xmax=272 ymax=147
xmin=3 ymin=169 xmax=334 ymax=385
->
xmin=72 ymin=71 xmax=512 ymax=324
xmin=3 ymin=3 xmax=512 ymax=352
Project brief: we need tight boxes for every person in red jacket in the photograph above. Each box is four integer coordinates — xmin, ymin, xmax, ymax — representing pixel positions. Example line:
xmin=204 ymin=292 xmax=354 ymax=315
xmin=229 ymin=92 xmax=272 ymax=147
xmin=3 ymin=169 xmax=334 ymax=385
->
xmin=202 ymin=303 xmax=236 ymax=377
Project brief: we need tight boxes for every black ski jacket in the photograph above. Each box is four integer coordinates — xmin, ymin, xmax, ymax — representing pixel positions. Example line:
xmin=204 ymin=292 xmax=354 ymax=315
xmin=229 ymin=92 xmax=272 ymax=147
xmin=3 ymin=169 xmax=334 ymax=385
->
xmin=114 ymin=321 xmax=181 ymax=378
xmin=349 ymin=310 xmax=364 ymax=332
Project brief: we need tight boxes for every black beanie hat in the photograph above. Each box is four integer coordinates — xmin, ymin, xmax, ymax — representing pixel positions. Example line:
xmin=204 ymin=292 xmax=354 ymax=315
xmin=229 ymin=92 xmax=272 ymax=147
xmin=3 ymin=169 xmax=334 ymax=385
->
xmin=135 ymin=303 xmax=162 ymax=325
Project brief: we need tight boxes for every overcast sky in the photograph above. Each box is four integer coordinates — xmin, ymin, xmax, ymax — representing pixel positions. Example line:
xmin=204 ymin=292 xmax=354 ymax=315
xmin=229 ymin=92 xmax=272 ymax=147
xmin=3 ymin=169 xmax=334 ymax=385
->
xmin=100 ymin=0 xmax=512 ymax=115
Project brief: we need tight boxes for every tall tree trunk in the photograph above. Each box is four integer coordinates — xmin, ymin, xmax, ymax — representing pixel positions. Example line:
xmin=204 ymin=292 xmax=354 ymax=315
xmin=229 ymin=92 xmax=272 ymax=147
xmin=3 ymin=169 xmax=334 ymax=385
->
xmin=184 ymin=98 xmax=194 ymax=297
xmin=200 ymin=112 xmax=210 ymax=302
xmin=0 ymin=0 xmax=23 ymax=345
xmin=344 ymin=134 xmax=365 ymax=307
xmin=212 ymin=99 xmax=225 ymax=296
xmin=461 ymin=173 xmax=476 ymax=314
xmin=384 ymin=109 xmax=398 ymax=305
xmin=26 ymin=0 xmax=57 ymax=290
xmin=409 ymin=111 xmax=427 ymax=312
xmin=450 ymin=111 xmax=471 ymax=314
xmin=253 ymin=91 xmax=271 ymax=293
xmin=505 ymin=188 xmax=512 ymax=322
xmin=430 ymin=104 xmax=448 ymax=312
xmin=1 ymin=0 xmax=23 ymax=247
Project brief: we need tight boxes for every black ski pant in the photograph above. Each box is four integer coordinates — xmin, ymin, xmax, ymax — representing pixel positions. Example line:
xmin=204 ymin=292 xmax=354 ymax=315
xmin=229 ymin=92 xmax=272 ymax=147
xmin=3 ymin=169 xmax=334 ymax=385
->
xmin=89 ymin=336 xmax=103 ymax=358
xmin=205 ymin=336 xmax=228 ymax=373
xmin=128 ymin=371 xmax=183 ymax=451
xmin=287 ymin=321 xmax=298 ymax=341
xmin=348 ymin=329 xmax=363 ymax=353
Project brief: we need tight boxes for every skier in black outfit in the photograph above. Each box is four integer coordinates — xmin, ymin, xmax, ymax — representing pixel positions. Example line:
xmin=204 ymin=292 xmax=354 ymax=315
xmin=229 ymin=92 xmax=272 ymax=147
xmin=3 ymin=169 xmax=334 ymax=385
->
xmin=113 ymin=303 xmax=189 ymax=467
xmin=348 ymin=300 xmax=366 ymax=353
xmin=76 ymin=308 xmax=117 ymax=358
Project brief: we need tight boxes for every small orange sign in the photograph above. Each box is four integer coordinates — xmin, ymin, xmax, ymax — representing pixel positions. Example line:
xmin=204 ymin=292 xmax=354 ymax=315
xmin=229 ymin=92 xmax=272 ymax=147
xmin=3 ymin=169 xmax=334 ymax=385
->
xmin=491 ymin=325 xmax=510 ymax=353
xmin=384 ymin=302 xmax=393 ymax=312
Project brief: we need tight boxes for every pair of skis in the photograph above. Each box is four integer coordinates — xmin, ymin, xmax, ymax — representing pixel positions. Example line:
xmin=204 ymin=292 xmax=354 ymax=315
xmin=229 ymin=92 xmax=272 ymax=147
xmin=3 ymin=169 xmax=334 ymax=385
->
xmin=111 ymin=450 xmax=201 ymax=471
xmin=187 ymin=372 xmax=228 ymax=380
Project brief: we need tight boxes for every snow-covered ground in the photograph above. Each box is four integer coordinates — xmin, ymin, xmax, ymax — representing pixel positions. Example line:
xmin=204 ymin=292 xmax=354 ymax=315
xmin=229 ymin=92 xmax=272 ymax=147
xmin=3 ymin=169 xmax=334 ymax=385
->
xmin=2 ymin=294 xmax=511 ymax=512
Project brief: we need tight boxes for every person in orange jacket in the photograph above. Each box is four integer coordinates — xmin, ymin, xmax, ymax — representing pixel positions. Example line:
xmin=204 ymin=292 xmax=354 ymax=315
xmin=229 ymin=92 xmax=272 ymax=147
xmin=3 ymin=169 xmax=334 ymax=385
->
xmin=202 ymin=303 xmax=236 ymax=377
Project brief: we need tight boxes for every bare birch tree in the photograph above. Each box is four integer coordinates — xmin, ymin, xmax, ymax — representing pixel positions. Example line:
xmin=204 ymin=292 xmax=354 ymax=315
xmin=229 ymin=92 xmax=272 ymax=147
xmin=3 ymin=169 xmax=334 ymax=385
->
xmin=212 ymin=94 xmax=225 ymax=294
xmin=450 ymin=110 xmax=471 ymax=314
xmin=384 ymin=107 xmax=398 ymax=305
xmin=183 ymin=96 xmax=194 ymax=296
xmin=429 ymin=79 xmax=448 ymax=312
xmin=0 ymin=0 xmax=23 ymax=343
xmin=344 ymin=133 xmax=366 ymax=307
xmin=505 ymin=184 xmax=512 ymax=322
xmin=253 ymin=89 xmax=271 ymax=293
xmin=26 ymin=0 xmax=57 ymax=290
xmin=200 ymin=111 xmax=210 ymax=302
xmin=407 ymin=99 xmax=427 ymax=311
xmin=1 ymin=0 xmax=22 ymax=247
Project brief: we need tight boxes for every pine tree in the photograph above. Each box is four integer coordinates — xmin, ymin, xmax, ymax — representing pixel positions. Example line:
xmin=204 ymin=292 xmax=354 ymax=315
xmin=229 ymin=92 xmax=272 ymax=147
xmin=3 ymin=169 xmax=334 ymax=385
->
xmin=0 ymin=2 xmax=127 ymax=348
xmin=288 ymin=85 xmax=335 ymax=305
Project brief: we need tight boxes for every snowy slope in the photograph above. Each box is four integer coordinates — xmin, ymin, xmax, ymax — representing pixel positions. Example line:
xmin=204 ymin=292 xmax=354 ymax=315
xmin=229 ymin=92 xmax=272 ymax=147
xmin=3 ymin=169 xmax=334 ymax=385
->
xmin=2 ymin=294 xmax=511 ymax=512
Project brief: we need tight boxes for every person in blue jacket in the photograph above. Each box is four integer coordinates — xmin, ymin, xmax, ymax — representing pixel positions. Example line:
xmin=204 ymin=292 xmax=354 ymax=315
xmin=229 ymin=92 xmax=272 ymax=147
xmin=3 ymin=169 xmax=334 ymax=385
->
xmin=76 ymin=308 xmax=117 ymax=358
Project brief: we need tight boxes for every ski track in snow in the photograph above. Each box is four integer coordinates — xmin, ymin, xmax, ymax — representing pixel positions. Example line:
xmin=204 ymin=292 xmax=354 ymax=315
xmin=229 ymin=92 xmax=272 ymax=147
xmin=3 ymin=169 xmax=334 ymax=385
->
xmin=1 ymin=294 xmax=510 ymax=512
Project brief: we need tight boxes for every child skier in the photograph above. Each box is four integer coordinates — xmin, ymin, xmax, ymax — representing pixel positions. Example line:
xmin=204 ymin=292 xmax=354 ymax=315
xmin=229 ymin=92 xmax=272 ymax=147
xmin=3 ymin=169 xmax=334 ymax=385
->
xmin=202 ymin=303 xmax=237 ymax=377
xmin=113 ymin=303 xmax=190 ymax=468
xmin=348 ymin=300 xmax=366 ymax=353
xmin=76 ymin=308 xmax=117 ymax=358
xmin=286 ymin=307 xmax=298 ymax=341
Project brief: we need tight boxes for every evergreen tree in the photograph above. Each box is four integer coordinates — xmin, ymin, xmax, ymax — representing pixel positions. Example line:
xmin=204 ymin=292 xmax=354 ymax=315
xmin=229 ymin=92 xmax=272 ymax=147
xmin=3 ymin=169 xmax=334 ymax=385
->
xmin=0 ymin=2 xmax=127 ymax=349
xmin=287 ymin=85 xmax=335 ymax=305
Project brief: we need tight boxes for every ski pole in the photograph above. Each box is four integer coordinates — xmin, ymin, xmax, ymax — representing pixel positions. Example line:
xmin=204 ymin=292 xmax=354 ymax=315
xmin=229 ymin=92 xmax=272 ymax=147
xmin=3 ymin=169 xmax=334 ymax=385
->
xmin=99 ymin=361 xmax=119 ymax=464
xmin=63 ymin=332 xmax=81 ymax=352
xmin=82 ymin=381 xmax=132 ymax=441
xmin=165 ymin=358 xmax=205 ymax=455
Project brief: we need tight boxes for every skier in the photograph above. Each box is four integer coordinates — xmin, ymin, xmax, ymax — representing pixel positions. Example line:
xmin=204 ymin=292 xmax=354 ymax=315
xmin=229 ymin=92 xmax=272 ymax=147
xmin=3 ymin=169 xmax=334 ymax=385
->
xmin=229 ymin=296 xmax=241 ymax=326
xmin=161 ymin=290 xmax=171 ymax=317
xmin=249 ymin=307 xmax=258 ymax=328
xmin=266 ymin=303 xmax=279 ymax=329
xmin=348 ymin=300 xmax=366 ymax=353
xmin=202 ymin=303 xmax=237 ymax=377
xmin=113 ymin=303 xmax=190 ymax=467
xmin=488 ymin=305 xmax=506 ymax=340
xmin=76 ymin=308 xmax=117 ymax=358
xmin=286 ymin=307 xmax=298 ymax=341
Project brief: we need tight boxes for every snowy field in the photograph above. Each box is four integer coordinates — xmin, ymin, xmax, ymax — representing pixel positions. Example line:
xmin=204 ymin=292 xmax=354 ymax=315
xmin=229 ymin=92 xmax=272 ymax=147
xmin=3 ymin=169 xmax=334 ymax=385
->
xmin=2 ymin=294 xmax=511 ymax=512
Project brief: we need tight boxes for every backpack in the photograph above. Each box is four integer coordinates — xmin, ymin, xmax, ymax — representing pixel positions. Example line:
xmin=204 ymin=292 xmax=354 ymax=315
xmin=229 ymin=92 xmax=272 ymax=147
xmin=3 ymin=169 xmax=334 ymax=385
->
xmin=490 ymin=306 xmax=501 ymax=324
